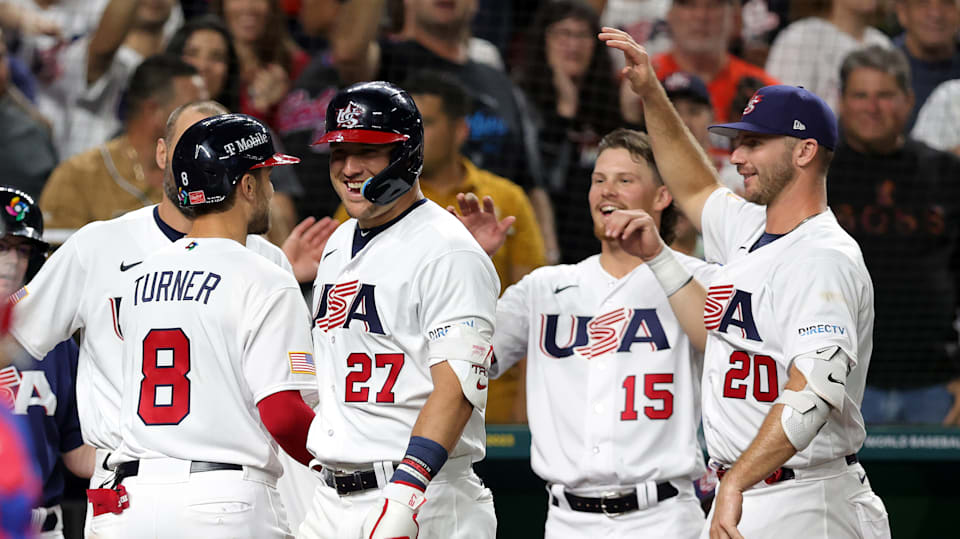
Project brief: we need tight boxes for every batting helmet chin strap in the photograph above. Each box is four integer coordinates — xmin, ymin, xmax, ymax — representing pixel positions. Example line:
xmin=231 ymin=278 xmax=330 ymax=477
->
xmin=361 ymin=144 xmax=423 ymax=206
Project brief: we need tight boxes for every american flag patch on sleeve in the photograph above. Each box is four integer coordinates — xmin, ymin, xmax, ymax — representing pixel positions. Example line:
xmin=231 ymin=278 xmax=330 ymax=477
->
xmin=289 ymin=352 xmax=316 ymax=375
xmin=9 ymin=287 xmax=28 ymax=304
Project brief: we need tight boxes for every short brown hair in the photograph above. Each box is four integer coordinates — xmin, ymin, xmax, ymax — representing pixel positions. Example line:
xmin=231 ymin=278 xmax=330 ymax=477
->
xmin=597 ymin=128 xmax=677 ymax=244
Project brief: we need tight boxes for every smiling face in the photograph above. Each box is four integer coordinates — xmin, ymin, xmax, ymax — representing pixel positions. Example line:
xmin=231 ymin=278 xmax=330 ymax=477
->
xmin=838 ymin=67 xmax=913 ymax=153
xmin=588 ymin=147 xmax=668 ymax=240
xmin=181 ymin=29 xmax=230 ymax=100
xmin=329 ymin=142 xmax=402 ymax=226
xmin=729 ymin=132 xmax=797 ymax=206
xmin=667 ymin=0 xmax=734 ymax=55
xmin=897 ymin=0 xmax=960 ymax=53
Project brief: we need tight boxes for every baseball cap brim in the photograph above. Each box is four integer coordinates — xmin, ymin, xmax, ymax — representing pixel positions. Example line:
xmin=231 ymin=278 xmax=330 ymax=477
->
xmin=251 ymin=152 xmax=301 ymax=169
xmin=313 ymin=129 xmax=410 ymax=145
xmin=708 ymin=121 xmax=784 ymax=139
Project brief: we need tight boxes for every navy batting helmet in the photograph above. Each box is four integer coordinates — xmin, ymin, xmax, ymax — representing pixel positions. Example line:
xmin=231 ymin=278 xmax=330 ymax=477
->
xmin=172 ymin=113 xmax=300 ymax=207
xmin=313 ymin=81 xmax=423 ymax=206
xmin=0 ymin=187 xmax=49 ymax=282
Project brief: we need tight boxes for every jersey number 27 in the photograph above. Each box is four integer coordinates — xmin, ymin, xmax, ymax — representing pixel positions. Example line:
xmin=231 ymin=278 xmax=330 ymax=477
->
xmin=137 ymin=328 xmax=191 ymax=425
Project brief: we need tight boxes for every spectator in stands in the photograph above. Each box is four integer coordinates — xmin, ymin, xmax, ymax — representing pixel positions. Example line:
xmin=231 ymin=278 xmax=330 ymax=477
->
xmin=165 ymin=13 xmax=303 ymax=245
xmin=331 ymin=0 xmax=557 ymax=263
xmin=765 ymin=0 xmax=892 ymax=111
xmin=912 ymin=78 xmax=960 ymax=156
xmin=0 ymin=31 xmax=56 ymax=198
xmin=827 ymin=46 xmax=960 ymax=424
xmin=166 ymin=14 xmax=240 ymax=112
xmin=334 ymin=71 xmax=547 ymax=423
xmin=211 ymin=0 xmax=310 ymax=129
xmin=51 ymin=0 xmax=179 ymax=160
xmin=515 ymin=0 xmax=621 ymax=265
xmin=893 ymin=0 xmax=960 ymax=129
xmin=39 ymin=55 xmax=206 ymax=230
xmin=651 ymin=0 xmax=779 ymax=123
xmin=277 ymin=0 xmax=346 ymax=220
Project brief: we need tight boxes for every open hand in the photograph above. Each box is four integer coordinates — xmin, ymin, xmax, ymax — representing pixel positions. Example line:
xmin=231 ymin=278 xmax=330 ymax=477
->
xmin=599 ymin=27 xmax=657 ymax=97
xmin=448 ymin=193 xmax=516 ymax=257
xmin=282 ymin=216 xmax=339 ymax=283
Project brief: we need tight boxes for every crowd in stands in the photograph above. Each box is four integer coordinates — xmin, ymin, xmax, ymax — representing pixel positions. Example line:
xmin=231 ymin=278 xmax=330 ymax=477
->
xmin=3 ymin=0 xmax=960 ymax=427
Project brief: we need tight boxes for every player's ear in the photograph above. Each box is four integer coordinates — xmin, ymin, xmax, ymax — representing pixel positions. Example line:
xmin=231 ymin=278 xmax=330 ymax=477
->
xmin=653 ymin=183 xmax=672 ymax=212
xmin=156 ymin=138 xmax=167 ymax=170
xmin=239 ymin=172 xmax=258 ymax=203
xmin=794 ymin=139 xmax=818 ymax=169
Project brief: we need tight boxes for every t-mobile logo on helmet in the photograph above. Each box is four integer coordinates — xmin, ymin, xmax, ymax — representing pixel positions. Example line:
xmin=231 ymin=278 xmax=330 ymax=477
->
xmin=336 ymin=101 xmax=365 ymax=128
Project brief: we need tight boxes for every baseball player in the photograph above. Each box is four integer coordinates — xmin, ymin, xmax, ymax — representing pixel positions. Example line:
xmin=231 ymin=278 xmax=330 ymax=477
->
xmin=9 ymin=100 xmax=322 ymax=536
xmin=96 ymin=113 xmax=317 ymax=537
xmin=456 ymin=128 xmax=715 ymax=538
xmin=0 ymin=187 xmax=94 ymax=538
xmin=600 ymin=28 xmax=890 ymax=539
xmin=298 ymin=81 xmax=499 ymax=539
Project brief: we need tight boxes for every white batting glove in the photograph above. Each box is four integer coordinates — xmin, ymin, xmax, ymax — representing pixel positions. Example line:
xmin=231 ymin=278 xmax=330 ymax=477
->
xmin=361 ymin=482 xmax=427 ymax=539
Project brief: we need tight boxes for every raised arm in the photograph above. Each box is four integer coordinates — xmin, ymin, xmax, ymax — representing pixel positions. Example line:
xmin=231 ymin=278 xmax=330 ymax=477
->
xmin=600 ymin=28 xmax=722 ymax=231
xmin=330 ymin=0 xmax=385 ymax=84
xmin=87 ymin=0 xmax=139 ymax=85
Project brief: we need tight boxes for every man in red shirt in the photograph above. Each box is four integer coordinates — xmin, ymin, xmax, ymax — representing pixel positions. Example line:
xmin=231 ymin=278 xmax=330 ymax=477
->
xmin=652 ymin=0 xmax=778 ymax=122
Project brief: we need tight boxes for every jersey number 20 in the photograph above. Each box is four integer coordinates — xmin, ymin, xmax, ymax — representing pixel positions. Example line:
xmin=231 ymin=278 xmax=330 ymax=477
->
xmin=137 ymin=328 xmax=191 ymax=425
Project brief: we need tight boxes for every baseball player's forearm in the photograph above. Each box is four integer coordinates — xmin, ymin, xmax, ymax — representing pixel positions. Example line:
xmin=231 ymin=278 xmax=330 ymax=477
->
xmin=668 ymin=279 xmax=708 ymax=352
xmin=62 ymin=444 xmax=96 ymax=479
xmin=410 ymin=362 xmax=474 ymax=452
xmin=639 ymin=81 xmax=721 ymax=232
xmin=718 ymin=367 xmax=807 ymax=493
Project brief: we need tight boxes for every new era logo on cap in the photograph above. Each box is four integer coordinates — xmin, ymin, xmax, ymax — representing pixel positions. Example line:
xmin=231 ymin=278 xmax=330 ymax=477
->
xmin=708 ymin=85 xmax=838 ymax=150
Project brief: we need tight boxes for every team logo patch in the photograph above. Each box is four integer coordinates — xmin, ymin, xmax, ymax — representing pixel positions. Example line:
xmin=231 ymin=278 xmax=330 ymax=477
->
xmin=743 ymin=92 xmax=763 ymax=115
xmin=5 ymin=196 xmax=28 ymax=222
xmin=289 ymin=352 xmax=316 ymax=375
xmin=0 ymin=365 xmax=21 ymax=408
xmin=188 ymin=191 xmax=206 ymax=204
xmin=8 ymin=287 xmax=28 ymax=305
xmin=335 ymin=101 xmax=364 ymax=129
xmin=704 ymin=284 xmax=735 ymax=330
xmin=185 ymin=241 xmax=198 ymax=251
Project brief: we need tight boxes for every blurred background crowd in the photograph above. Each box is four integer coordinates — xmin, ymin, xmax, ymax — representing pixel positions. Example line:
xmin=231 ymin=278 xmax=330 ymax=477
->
xmin=2 ymin=0 xmax=960 ymax=534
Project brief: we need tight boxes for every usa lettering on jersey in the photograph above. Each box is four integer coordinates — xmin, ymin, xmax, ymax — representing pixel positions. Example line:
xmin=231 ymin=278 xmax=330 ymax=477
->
xmin=314 ymin=281 xmax=384 ymax=334
xmin=539 ymin=308 xmax=670 ymax=359
xmin=705 ymin=285 xmax=761 ymax=341
xmin=0 ymin=365 xmax=56 ymax=415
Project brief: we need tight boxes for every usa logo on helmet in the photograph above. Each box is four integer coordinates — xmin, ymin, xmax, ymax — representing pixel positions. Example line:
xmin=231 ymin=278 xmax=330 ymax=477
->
xmin=743 ymin=93 xmax=763 ymax=115
xmin=336 ymin=101 xmax=364 ymax=128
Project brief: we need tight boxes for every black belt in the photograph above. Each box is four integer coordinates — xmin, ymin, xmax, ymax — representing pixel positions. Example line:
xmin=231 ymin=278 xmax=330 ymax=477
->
xmin=314 ymin=464 xmax=388 ymax=496
xmin=717 ymin=454 xmax=859 ymax=485
xmin=551 ymin=482 xmax=679 ymax=515
xmin=41 ymin=509 xmax=58 ymax=532
xmin=114 ymin=460 xmax=243 ymax=485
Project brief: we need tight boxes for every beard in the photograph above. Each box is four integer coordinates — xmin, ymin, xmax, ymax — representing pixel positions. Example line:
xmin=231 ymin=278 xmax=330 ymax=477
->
xmin=745 ymin=151 xmax=795 ymax=206
xmin=247 ymin=184 xmax=272 ymax=235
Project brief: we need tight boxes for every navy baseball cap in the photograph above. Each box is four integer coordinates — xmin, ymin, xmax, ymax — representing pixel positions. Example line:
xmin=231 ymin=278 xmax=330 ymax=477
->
xmin=663 ymin=72 xmax=712 ymax=107
xmin=708 ymin=85 xmax=838 ymax=150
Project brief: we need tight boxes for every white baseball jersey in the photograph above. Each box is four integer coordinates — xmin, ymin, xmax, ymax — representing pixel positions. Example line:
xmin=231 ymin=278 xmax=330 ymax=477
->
xmin=699 ymin=188 xmax=873 ymax=469
xmin=307 ymin=199 xmax=499 ymax=467
xmin=492 ymin=253 xmax=717 ymax=490
xmin=10 ymin=205 xmax=292 ymax=450
xmin=111 ymin=237 xmax=315 ymax=475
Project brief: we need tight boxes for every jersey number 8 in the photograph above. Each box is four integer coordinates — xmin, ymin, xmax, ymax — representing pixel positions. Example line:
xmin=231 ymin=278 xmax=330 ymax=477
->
xmin=137 ymin=328 xmax=191 ymax=425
